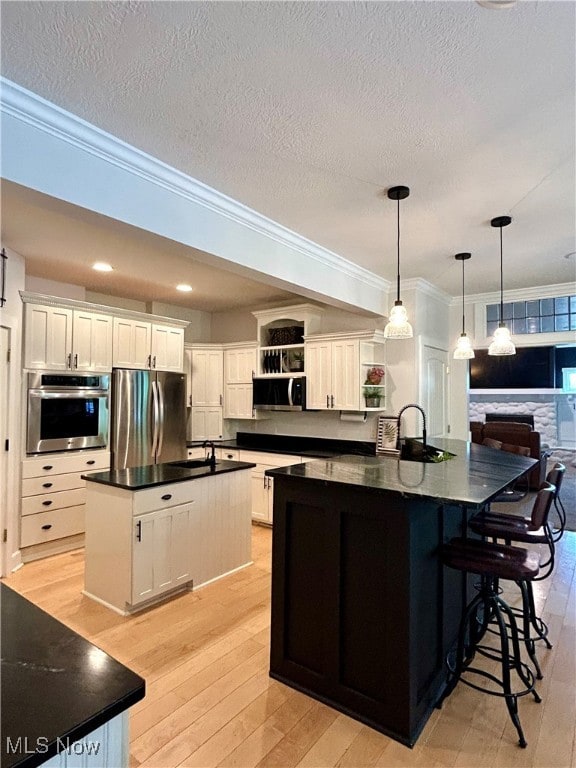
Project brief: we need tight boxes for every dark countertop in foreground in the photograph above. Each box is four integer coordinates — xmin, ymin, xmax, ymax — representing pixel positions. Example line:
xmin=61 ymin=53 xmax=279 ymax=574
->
xmin=266 ymin=437 xmax=537 ymax=508
xmin=0 ymin=584 xmax=145 ymax=768
xmin=83 ymin=459 xmax=256 ymax=491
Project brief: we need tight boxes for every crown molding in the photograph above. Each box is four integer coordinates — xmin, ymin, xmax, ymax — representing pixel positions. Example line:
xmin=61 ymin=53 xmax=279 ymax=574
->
xmin=399 ymin=278 xmax=452 ymax=305
xmin=1 ymin=77 xmax=389 ymax=295
xmin=19 ymin=291 xmax=190 ymax=327
xmin=462 ymin=281 xmax=576 ymax=306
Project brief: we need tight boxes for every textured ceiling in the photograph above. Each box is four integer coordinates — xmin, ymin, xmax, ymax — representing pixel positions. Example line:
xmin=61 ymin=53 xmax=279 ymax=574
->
xmin=1 ymin=0 xmax=575 ymax=309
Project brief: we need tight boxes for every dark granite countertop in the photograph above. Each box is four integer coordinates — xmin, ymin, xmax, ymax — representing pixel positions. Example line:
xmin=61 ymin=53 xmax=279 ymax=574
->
xmin=187 ymin=432 xmax=375 ymax=459
xmin=83 ymin=459 xmax=255 ymax=490
xmin=1 ymin=584 xmax=145 ymax=768
xmin=266 ymin=438 xmax=537 ymax=508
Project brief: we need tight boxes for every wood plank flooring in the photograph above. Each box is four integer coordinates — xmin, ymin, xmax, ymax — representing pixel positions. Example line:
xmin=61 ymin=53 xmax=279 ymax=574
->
xmin=3 ymin=525 xmax=576 ymax=767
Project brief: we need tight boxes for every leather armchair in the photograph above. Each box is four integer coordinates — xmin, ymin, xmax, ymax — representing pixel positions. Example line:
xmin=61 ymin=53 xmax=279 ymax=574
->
xmin=470 ymin=421 xmax=546 ymax=490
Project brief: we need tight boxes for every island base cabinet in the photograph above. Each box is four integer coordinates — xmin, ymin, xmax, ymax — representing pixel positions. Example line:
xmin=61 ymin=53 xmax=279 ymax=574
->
xmin=269 ymin=476 xmax=472 ymax=747
xmin=84 ymin=470 xmax=252 ymax=615
xmin=132 ymin=503 xmax=194 ymax=604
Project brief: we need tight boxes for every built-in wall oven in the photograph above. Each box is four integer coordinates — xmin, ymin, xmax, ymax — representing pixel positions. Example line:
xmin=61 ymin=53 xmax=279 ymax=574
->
xmin=26 ymin=372 xmax=110 ymax=454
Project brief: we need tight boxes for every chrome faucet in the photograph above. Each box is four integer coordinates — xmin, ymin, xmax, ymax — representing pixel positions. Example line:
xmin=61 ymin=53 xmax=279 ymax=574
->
xmin=202 ymin=440 xmax=216 ymax=470
xmin=397 ymin=404 xmax=427 ymax=451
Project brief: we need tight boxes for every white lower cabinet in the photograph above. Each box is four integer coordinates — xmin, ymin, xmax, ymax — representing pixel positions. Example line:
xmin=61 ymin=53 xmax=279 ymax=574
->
xmin=84 ymin=470 xmax=252 ymax=614
xmin=132 ymin=503 xmax=194 ymax=604
xmin=238 ymin=450 xmax=302 ymax=525
xmin=20 ymin=450 xmax=110 ymax=560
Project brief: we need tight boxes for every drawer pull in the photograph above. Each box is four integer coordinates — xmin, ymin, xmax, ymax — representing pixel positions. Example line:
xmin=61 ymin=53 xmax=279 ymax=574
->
xmin=86 ymin=460 xmax=96 ymax=465
xmin=43 ymin=465 xmax=53 ymax=471
xmin=42 ymin=500 xmax=53 ymax=507
xmin=42 ymin=482 xmax=53 ymax=489
xmin=41 ymin=524 xmax=52 ymax=531
xmin=161 ymin=493 xmax=172 ymax=501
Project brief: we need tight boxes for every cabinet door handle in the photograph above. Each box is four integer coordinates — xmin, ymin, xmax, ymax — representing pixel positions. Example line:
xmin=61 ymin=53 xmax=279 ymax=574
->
xmin=152 ymin=355 xmax=156 ymax=368
xmin=136 ymin=520 xmax=142 ymax=541
xmin=42 ymin=500 xmax=53 ymax=507
xmin=227 ymin=453 xmax=233 ymax=459
xmin=147 ymin=354 xmax=152 ymax=368
xmin=326 ymin=395 xmax=330 ymax=408
xmin=42 ymin=465 xmax=53 ymax=471
xmin=67 ymin=353 xmax=72 ymax=369
xmin=331 ymin=395 xmax=334 ymax=408
xmin=161 ymin=493 xmax=172 ymax=501
xmin=42 ymin=482 xmax=53 ymax=489
xmin=74 ymin=353 xmax=78 ymax=368
xmin=220 ymin=394 xmax=223 ymax=406
xmin=86 ymin=460 xmax=96 ymax=465
xmin=41 ymin=524 xmax=52 ymax=531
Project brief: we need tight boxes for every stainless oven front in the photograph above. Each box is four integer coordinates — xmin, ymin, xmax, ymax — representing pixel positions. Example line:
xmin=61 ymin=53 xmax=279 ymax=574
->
xmin=26 ymin=372 xmax=110 ymax=454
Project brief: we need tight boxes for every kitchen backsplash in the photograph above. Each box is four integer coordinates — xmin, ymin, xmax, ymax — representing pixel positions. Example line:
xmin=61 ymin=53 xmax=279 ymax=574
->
xmin=225 ymin=410 xmax=381 ymax=442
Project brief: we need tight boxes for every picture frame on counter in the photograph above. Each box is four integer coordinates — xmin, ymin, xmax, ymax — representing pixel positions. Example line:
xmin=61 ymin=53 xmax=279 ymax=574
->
xmin=376 ymin=415 xmax=400 ymax=456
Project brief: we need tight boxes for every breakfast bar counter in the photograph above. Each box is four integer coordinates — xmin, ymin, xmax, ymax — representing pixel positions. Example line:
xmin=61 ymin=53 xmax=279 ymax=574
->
xmin=266 ymin=439 xmax=536 ymax=747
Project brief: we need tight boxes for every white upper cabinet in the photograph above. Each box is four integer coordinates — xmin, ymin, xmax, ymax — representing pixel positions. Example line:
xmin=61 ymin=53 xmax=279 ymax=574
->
xmin=305 ymin=331 xmax=386 ymax=411
xmin=225 ymin=346 xmax=257 ymax=384
xmin=190 ymin=346 xmax=224 ymax=406
xmin=24 ymin=303 xmax=112 ymax=371
xmin=151 ymin=324 xmax=184 ymax=372
xmin=113 ymin=319 xmax=184 ymax=371
xmin=22 ymin=293 xmax=187 ymax=373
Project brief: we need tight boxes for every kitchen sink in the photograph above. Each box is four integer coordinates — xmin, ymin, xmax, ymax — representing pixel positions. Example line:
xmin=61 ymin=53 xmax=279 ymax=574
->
xmin=399 ymin=439 xmax=455 ymax=464
xmin=167 ymin=459 xmax=217 ymax=469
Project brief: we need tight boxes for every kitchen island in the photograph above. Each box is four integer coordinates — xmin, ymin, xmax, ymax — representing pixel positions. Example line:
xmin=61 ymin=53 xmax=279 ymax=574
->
xmin=1 ymin=583 xmax=144 ymax=768
xmin=266 ymin=438 xmax=537 ymax=747
xmin=83 ymin=459 xmax=254 ymax=615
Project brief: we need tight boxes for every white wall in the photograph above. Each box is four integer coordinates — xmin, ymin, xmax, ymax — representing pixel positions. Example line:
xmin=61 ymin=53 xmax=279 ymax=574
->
xmin=0 ymin=245 xmax=25 ymax=575
xmin=226 ymin=411 xmax=380 ymax=443
xmin=26 ymin=275 xmax=85 ymax=300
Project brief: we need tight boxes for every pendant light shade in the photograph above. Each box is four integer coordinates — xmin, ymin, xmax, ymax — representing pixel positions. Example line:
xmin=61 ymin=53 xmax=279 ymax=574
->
xmin=453 ymin=253 xmax=474 ymax=360
xmin=384 ymin=185 xmax=413 ymax=339
xmin=488 ymin=215 xmax=516 ymax=356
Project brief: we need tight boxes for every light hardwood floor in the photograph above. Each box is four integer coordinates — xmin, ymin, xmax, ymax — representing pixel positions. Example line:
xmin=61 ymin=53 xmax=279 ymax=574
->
xmin=4 ymin=525 xmax=576 ymax=768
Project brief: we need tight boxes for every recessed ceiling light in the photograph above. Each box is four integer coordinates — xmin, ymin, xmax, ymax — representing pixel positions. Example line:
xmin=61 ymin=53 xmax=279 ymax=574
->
xmin=92 ymin=262 xmax=113 ymax=272
xmin=476 ymin=0 xmax=517 ymax=8
xmin=176 ymin=283 xmax=193 ymax=292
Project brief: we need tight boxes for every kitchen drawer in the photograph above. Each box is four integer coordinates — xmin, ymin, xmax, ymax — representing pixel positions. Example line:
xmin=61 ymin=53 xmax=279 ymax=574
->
xmin=21 ymin=505 xmax=85 ymax=547
xmin=132 ymin=482 xmax=197 ymax=515
xmin=22 ymin=451 xmax=110 ymax=479
xmin=187 ymin=447 xmax=206 ymax=460
xmin=217 ymin=447 xmax=240 ymax=461
xmin=239 ymin=450 xmax=301 ymax=468
xmin=22 ymin=471 xmax=84 ymax=497
xmin=22 ymin=488 xmax=86 ymax=517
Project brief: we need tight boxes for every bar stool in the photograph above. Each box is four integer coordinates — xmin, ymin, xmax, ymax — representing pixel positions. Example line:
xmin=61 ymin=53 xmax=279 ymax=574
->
xmin=468 ymin=483 xmax=556 ymax=679
xmin=437 ymin=537 xmax=541 ymax=748
xmin=546 ymin=463 xmax=567 ymax=541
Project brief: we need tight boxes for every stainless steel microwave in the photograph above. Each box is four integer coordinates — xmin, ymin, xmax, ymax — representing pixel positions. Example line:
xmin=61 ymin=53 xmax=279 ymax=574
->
xmin=26 ymin=372 xmax=110 ymax=454
xmin=252 ymin=376 xmax=306 ymax=411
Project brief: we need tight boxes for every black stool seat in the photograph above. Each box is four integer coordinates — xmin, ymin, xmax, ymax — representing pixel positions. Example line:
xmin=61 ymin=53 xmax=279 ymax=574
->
xmin=438 ymin=536 xmax=542 ymax=748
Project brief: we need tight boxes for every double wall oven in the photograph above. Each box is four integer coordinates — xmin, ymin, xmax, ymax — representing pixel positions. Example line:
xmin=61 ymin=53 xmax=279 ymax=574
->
xmin=26 ymin=372 xmax=110 ymax=454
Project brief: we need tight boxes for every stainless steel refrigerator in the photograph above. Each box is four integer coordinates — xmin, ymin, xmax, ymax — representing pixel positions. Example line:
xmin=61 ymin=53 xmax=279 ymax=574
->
xmin=110 ymin=369 xmax=187 ymax=470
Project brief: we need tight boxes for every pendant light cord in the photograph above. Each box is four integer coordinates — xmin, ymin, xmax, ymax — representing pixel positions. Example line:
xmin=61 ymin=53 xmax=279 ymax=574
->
xmin=461 ymin=259 xmax=466 ymax=335
xmin=499 ymin=226 xmax=504 ymax=326
xmin=396 ymin=198 xmax=401 ymax=302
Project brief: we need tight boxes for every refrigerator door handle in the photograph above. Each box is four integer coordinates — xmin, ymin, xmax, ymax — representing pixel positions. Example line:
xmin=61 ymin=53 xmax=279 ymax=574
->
xmin=156 ymin=380 xmax=165 ymax=459
xmin=151 ymin=380 xmax=160 ymax=458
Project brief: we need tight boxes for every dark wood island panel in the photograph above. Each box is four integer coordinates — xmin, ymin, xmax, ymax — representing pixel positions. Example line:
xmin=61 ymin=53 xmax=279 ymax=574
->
xmin=267 ymin=440 xmax=537 ymax=747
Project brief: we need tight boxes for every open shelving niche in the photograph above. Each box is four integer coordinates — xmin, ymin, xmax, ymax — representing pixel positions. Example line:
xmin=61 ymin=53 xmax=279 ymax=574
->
xmin=252 ymin=304 xmax=324 ymax=377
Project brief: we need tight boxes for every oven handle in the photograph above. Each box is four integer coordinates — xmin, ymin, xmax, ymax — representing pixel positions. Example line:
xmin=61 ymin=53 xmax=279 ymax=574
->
xmin=27 ymin=389 xmax=109 ymax=399
xmin=151 ymin=381 xmax=160 ymax=458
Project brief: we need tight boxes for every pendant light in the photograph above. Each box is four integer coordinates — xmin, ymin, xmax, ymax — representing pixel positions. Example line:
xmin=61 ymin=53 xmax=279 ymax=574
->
xmin=384 ymin=185 xmax=413 ymax=339
xmin=488 ymin=215 xmax=516 ymax=356
xmin=453 ymin=253 xmax=475 ymax=359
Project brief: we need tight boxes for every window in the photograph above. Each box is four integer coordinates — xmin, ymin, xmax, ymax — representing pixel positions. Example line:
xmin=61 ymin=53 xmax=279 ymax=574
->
xmin=486 ymin=294 xmax=576 ymax=336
